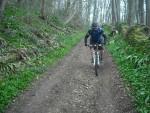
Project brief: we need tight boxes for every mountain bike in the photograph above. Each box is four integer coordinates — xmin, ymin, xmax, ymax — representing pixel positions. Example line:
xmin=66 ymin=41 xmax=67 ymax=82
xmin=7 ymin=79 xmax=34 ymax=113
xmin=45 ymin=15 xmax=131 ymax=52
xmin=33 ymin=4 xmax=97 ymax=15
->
xmin=88 ymin=44 xmax=103 ymax=76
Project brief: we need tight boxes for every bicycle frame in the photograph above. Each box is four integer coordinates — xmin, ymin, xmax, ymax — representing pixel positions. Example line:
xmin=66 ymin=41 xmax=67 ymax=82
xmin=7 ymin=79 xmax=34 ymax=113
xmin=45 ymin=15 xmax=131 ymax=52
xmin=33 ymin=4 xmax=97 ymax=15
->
xmin=88 ymin=44 xmax=102 ymax=76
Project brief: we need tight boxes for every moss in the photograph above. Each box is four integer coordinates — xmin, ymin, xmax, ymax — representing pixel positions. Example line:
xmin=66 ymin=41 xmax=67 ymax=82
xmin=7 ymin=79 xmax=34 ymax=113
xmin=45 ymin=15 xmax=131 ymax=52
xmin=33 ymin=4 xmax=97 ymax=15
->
xmin=116 ymin=23 xmax=129 ymax=36
xmin=115 ymin=25 xmax=150 ymax=55
xmin=127 ymin=25 xmax=150 ymax=41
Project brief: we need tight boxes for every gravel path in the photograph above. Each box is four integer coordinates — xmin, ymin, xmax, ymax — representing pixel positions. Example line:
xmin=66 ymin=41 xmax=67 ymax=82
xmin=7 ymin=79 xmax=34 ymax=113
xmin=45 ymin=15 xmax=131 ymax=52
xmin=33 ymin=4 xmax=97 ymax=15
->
xmin=5 ymin=41 xmax=137 ymax=113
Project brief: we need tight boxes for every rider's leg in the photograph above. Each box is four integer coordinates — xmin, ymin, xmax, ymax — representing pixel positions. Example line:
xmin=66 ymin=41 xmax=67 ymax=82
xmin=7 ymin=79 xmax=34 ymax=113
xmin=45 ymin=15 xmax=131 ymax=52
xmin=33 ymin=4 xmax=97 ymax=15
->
xmin=100 ymin=50 xmax=103 ymax=61
xmin=99 ymin=44 xmax=104 ymax=61
xmin=90 ymin=47 xmax=95 ymax=64
xmin=100 ymin=49 xmax=104 ymax=61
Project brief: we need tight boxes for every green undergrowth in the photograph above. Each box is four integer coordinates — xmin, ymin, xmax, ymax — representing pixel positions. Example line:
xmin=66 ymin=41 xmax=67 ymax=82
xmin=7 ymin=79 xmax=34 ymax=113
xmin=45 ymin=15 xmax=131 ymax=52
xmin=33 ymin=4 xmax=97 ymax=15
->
xmin=0 ymin=32 xmax=83 ymax=113
xmin=107 ymin=35 xmax=150 ymax=113
xmin=0 ymin=4 xmax=84 ymax=113
xmin=0 ymin=5 xmax=78 ymax=75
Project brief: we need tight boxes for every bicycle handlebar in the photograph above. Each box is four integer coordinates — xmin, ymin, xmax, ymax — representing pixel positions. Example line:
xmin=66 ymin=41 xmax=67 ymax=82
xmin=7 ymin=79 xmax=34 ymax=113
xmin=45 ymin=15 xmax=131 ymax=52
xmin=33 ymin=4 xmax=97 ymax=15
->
xmin=87 ymin=44 xmax=102 ymax=47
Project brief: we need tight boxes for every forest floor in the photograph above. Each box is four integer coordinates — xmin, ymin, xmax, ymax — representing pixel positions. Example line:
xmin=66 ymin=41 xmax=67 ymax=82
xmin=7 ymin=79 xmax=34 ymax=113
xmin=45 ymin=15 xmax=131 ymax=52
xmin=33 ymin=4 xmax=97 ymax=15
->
xmin=5 ymin=40 xmax=137 ymax=113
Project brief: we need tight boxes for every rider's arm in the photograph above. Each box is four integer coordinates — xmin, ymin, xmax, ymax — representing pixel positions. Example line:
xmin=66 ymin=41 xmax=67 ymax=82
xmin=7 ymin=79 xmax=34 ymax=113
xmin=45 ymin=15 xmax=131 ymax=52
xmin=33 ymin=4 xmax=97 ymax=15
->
xmin=84 ymin=30 xmax=91 ymax=46
xmin=102 ymin=31 xmax=107 ymax=45
xmin=103 ymin=33 xmax=107 ymax=45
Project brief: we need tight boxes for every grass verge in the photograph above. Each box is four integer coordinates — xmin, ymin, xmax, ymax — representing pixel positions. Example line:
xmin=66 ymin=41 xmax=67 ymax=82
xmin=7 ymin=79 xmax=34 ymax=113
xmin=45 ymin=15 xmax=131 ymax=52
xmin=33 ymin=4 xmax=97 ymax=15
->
xmin=107 ymin=35 xmax=150 ymax=113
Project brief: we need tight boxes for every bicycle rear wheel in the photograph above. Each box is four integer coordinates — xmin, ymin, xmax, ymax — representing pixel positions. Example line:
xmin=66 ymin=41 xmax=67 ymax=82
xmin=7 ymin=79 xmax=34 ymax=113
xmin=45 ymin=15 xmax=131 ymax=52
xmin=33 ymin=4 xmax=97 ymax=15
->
xmin=95 ymin=53 xmax=98 ymax=76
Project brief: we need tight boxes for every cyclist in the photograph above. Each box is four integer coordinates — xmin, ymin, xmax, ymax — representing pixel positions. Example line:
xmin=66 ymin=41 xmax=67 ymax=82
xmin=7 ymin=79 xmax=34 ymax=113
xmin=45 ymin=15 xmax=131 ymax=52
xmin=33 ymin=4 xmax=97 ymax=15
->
xmin=84 ymin=22 xmax=107 ymax=63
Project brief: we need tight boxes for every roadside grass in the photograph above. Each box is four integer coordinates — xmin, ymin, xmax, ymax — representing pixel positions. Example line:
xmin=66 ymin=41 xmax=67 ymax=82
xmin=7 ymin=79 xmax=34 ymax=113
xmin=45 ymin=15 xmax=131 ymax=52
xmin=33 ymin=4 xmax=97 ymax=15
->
xmin=107 ymin=35 xmax=150 ymax=113
xmin=0 ymin=32 xmax=84 ymax=113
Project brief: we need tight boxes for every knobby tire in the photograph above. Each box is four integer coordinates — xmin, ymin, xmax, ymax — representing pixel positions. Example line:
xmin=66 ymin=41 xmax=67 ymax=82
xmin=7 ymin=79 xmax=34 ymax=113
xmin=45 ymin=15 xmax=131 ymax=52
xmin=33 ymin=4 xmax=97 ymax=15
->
xmin=95 ymin=52 xmax=98 ymax=76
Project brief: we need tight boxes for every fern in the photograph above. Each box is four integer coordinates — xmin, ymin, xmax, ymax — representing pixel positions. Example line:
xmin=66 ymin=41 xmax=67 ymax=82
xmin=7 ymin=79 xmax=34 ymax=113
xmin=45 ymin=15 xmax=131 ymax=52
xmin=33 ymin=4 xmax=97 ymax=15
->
xmin=0 ymin=62 xmax=16 ymax=75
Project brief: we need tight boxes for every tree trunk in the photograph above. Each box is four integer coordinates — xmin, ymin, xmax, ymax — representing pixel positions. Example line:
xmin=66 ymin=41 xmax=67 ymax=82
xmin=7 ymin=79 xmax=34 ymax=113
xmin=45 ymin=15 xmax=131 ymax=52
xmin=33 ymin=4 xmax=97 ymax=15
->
xmin=0 ymin=0 xmax=7 ymax=19
xmin=17 ymin=0 xmax=22 ymax=4
xmin=115 ymin=0 xmax=120 ymax=23
xmin=135 ymin=0 xmax=139 ymax=24
xmin=112 ymin=0 xmax=116 ymax=25
xmin=139 ymin=0 xmax=144 ymax=24
xmin=77 ymin=0 xmax=83 ymax=24
xmin=146 ymin=0 xmax=150 ymax=27
xmin=93 ymin=0 xmax=98 ymax=22
xmin=64 ymin=0 xmax=78 ymax=25
xmin=127 ymin=0 xmax=136 ymax=26
xmin=86 ymin=0 xmax=92 ymax=26
xmin=40 ymin=0 xmax=45 ymax=19
xmin=64 ymin=0 xmax=71 ymax=16
xmin=122 ymin=0 xmax=127 ymax=23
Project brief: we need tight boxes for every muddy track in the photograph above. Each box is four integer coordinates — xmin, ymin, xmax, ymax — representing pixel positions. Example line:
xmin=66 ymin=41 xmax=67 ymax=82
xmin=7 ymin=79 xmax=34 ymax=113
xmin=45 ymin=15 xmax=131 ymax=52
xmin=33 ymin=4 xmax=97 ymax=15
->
xmin=5 ymin=41 xmax=137 ymax=113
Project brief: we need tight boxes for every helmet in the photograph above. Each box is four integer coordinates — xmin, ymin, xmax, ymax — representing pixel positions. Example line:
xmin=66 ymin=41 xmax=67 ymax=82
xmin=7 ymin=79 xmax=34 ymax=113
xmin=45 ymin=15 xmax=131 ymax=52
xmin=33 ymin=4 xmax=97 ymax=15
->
xmin=92 ymin=22 xmax=99 ymax=29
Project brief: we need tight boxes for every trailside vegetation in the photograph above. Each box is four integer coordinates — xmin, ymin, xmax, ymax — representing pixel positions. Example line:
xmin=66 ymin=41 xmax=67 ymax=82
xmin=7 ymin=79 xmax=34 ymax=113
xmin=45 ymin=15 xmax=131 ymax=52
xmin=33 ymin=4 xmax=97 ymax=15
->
xmin=0 ymin=0 xmax=150 ymax=113
xmin=106 ymin=24 xmax=150 ymax=113
xmin=0 ymin=3 xmax=84 ymax=113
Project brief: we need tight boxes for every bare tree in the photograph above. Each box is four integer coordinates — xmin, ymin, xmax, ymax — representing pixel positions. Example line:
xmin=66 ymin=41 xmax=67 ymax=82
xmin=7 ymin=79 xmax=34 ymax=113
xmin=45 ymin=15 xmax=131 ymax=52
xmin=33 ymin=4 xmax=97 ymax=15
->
xmin=2 ymin=0 xmax=150 ymax=27
xmin=127 ymin=0 xmax=136 ymax=25
xmin=112 ymin=0 xmax=116 ymax=25
xmin=40 ymin=0 xmax=45 ymax=19
xmin=93 ymin=0 xmax=98 ymax=22
xmin=0 ymin=0 xmax=7 ymax=19
xmin=17 ymin=0 xmax=22 ymax=4
xmin=64 ymin=0 xmax=78 ymax=25
xmin=146 ymin=0 xmax=150 ymax=27
xmin=115 ymin=0 xmax=120 ymax=23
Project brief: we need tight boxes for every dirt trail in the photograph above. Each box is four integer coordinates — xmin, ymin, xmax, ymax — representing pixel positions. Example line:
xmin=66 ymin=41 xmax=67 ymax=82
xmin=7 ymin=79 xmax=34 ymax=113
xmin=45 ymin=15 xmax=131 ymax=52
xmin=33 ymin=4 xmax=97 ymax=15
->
xmin=5 ymin=41 xmax=137 ymax=113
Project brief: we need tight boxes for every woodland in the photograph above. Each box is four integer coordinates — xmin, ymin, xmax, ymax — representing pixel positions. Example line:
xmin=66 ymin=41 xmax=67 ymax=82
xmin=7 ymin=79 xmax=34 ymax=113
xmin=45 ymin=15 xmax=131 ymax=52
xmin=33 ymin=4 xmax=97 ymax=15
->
xmin=0 ymin=0 xmax=150 ymax=113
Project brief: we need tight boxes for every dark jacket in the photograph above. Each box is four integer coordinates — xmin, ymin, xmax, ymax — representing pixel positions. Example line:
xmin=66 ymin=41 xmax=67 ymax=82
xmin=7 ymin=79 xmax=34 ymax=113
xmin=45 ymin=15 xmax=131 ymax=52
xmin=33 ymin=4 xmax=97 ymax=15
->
xmin=84 ymin=27 xmax=107 ymax=45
